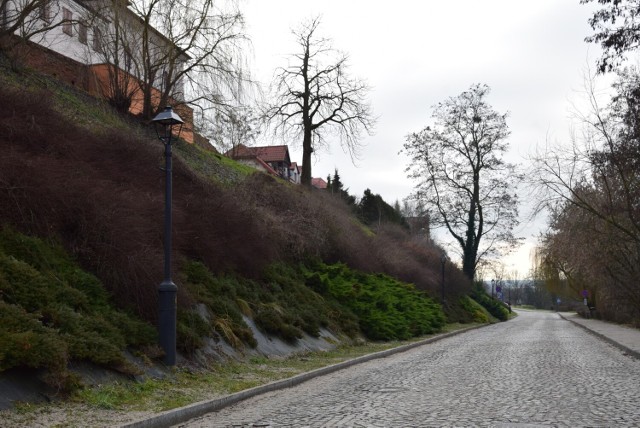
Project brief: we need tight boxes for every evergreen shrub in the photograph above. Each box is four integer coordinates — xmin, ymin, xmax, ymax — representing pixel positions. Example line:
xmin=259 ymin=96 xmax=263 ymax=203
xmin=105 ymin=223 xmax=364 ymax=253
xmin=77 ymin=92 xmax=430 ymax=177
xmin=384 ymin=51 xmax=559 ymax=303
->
xmin=458 ymin=295 xmax=491 ymax=323
xmin=471 ymin=284 xmax=509 ymax=321
xmin=304 ymin=262 xmax=446 ymax=340
xmin=0 ymin=227 xmax=156 ymax=390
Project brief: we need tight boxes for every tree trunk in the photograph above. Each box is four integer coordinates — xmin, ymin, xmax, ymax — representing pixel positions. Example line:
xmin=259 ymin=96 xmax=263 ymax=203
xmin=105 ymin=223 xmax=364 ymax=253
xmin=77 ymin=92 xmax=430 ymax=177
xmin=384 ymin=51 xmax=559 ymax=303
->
xmin=301 ymin=127 xmax=312 ymax=187
xmin=463 ymin=196 xmax=477 ymax=280
xmin=462 ymin=246 xmax=476 ymax=281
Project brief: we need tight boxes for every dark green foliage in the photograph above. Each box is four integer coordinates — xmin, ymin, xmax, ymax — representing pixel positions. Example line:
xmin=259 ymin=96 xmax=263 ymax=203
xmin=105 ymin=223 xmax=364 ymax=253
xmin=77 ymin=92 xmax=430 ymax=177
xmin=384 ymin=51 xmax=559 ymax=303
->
xmin=177 ymin=310 xmax=212 ymax=354
xmin=304 ymin=262 xmax=446 ymax=341
xmin=180 ymin=260 xmax=361 ymax=347
xmin=180 ymin=261 xmax=256 ymax=350
xmin=253 ymin=304 xmax=303 ymax=343
xmin=359 ymin=189 xmax=407 ymax=228
xmin=327 ymin=169 xmax=357 ymax=206
xmin=457 ymin=295 xmax=491 ymax=324
xmin=0 ymin=227 xmax=156 ymax=389
xmin=0 ymin=302 xmax=68 ymax=372
xmin=471 ymin=284 xmax=509 ymax=322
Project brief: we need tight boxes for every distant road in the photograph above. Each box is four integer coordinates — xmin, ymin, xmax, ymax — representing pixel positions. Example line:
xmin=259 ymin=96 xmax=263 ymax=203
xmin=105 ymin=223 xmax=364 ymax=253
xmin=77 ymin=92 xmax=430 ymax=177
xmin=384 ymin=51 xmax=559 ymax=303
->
xmin=178 ymin=311 xmax=640 ymax=427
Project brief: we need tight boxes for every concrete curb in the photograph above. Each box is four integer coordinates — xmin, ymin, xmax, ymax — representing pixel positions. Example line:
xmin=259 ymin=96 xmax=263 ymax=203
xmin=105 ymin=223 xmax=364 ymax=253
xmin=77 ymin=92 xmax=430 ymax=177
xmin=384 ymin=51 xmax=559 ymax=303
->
xmin=557 ymin=313 xmax=640 ymax=360
xmin=121 ymin=324 xmax=488 ymax=428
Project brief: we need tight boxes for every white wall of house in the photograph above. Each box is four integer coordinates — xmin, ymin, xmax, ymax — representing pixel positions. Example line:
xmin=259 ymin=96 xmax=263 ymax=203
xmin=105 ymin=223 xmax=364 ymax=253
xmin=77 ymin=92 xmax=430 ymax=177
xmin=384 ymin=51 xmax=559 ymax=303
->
xmin=8 ymin=0 xmax=185 ymax=97
xmin=10 ymin=0 xmax=104 ymax=64
xmin=289 ymin=167 xmax=301 ymax=185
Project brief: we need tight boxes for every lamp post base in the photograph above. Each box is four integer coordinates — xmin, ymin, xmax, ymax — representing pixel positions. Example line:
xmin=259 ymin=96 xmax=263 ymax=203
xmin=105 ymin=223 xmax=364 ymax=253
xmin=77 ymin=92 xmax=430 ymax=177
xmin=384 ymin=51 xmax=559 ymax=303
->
xmin=158 ymin=279 xmax=177 ymax=366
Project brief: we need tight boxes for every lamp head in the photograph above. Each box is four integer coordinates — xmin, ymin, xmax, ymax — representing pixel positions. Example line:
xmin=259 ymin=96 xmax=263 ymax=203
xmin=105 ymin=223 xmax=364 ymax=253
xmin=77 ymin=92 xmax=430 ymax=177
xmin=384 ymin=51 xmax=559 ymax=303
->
xmin=152 ymin=106 xmax=184 ymax=126
xmin=152 ymin=106 xmax=184 ymax=142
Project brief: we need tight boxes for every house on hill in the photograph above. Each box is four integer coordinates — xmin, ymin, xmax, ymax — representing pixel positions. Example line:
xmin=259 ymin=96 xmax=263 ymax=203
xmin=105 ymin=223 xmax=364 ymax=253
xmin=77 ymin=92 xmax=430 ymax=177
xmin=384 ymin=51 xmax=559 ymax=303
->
xmin=224 ymin=144 xmax=331 ymax=188
xmin=225 ymin=144 xmax=301 ymax=184
xmin=2 ymin=0 xmax=195 ymax=142
xmin=311 ymin=177 xmax=327 ymax=190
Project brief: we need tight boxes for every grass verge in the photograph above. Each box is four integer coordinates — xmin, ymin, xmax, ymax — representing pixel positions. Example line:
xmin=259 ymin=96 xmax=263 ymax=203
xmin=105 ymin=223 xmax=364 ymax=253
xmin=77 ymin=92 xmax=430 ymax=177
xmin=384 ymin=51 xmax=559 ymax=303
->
xmin=2 ymin=322 xmax=483 ymax=426
xmin=77 ymin=322 xmax=481 ymax=412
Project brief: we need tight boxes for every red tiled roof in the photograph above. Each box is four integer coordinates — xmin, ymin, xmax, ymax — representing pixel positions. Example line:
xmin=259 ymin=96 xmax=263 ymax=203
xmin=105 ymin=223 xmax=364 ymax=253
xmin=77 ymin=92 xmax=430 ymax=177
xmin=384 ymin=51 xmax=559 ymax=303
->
xmin=289 ymin=162 xmax=301 ymax=173
xmin=253 ymin=145 xmax=290 ymax=163
xmin=311 ymin=177 xmax=327 ymax=189
xmin=254 ymin=158 xmax=279 ymax=176
xmin=225 ymin=144 xmax=290 ymax=163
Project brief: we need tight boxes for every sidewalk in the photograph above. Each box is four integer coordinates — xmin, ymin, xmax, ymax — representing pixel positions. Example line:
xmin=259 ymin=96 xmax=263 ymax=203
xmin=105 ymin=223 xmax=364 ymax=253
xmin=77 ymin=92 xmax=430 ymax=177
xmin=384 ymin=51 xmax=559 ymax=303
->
xmin=558 ymin=312 xmax=640 ymax=359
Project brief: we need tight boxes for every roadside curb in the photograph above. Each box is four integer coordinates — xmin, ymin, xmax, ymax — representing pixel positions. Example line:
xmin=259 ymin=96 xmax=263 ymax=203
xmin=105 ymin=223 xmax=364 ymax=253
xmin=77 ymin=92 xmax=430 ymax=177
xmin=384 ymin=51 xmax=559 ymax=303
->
xmin=557 ymin=313 xmax=640 ymax=360
xmin=121 ymin=324 xmax=488 ymax=428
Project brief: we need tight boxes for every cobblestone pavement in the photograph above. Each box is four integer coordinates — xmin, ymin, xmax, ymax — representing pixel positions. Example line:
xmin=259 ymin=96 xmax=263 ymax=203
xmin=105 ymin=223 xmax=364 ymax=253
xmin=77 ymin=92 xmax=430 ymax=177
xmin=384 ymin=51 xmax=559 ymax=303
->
xmin=177 ymin=311 xmax=640 ymax=427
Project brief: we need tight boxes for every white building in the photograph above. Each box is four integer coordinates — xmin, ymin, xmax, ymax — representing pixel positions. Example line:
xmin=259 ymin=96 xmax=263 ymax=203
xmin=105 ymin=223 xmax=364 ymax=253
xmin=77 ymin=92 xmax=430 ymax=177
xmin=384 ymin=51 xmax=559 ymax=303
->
xmin=2 ymin=0 xmax=191 ymax=136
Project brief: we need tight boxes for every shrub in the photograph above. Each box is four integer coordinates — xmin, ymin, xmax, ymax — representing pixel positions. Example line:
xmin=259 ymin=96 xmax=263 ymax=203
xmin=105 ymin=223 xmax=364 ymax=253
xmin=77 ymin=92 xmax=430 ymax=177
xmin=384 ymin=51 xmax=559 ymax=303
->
xmin=458 ymin=295 xmax=491 ymax=324
xmin=180 ymin=261 xmax=257 ymax=350
xmin=471 ymin=284 xmax=509 ymax=322
xmin=0 ymin=227 xmax=156 ymax=390
xmin=180 ymin=260 xmax=361 ymax=347
xmin=304 ymin=262 xmax=446 ymax=341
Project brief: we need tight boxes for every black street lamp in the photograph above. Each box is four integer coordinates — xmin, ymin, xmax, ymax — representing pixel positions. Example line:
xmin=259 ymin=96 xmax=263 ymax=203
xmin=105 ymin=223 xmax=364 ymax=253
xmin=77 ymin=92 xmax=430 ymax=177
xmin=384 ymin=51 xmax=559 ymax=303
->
xmin=152 ymin=106 xmax=184 ymax=366
xmin=440 ymin=253 xmax=446 ymax=304
xmin=491 ymin=279 xmax=495 ymax=298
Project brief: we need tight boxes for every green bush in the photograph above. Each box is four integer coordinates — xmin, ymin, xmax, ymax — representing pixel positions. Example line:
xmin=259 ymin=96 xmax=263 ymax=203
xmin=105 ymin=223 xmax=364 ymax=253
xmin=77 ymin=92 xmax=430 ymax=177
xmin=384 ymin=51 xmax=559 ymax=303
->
xmin=458 ymin=295 xmax=491 ymax=323
xmin=0 ymin=227 xmax=156 ymax=389
xmin=177 ymin=310 xmax=211 ymax=354
xmin=254 ymin=303 xmax=303 ymax=343
xmin=471 ymin=284 xmax=509 ymax=321
xmin=180 ymin=261 xmax=256 ymax=350
xmin=180 ymin=261 xmax=358 ymax=347
xmin=304 ymin=262 xmax=446 ymax=341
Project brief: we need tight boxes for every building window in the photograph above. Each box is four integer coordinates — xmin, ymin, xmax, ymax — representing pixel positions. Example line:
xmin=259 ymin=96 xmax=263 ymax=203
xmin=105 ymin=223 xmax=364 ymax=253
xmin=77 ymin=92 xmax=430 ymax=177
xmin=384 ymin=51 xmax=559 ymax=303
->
xmin=62 ymin=8 xmax=72 ymax=36
xmin=39 ymin=0 xmax=51 ymax=22
xmin=78 ymin=22 xmax=87 ymax=44
xmin=93 ymin=27 xmax=103 ymax=53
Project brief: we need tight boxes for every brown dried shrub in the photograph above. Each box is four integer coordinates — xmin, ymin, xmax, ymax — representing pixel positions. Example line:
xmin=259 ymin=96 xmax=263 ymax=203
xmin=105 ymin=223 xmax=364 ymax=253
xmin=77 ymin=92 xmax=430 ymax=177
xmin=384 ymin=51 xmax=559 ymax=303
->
xmin=0 ymin=87 xmax=275 ymax=322
xmin=0 ymin=83 xmax=471 ymax=326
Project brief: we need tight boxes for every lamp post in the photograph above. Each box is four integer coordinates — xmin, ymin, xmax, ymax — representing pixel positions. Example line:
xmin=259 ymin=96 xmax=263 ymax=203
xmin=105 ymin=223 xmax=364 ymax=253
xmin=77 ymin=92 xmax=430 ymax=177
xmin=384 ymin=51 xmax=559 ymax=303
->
xmin=491 ymin=279 xmax=495 ymax=298
xmin=440 ymin=253 xmax=446 ymax=304
xmin=152 ymin=106 xmax=184 ymax=366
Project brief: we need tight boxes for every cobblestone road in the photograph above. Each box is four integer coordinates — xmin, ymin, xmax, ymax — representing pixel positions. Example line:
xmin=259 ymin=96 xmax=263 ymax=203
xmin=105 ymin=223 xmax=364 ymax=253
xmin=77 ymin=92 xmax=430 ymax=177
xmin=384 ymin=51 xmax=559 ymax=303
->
xmin=178 ymin=311 xmax=640 ymax=427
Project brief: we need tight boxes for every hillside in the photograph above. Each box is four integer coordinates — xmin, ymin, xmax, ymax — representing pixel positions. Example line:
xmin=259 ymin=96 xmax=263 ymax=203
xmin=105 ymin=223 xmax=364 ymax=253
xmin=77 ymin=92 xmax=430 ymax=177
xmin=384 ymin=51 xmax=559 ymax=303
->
xmin=0 ymin=63 xmax=495 ymax=398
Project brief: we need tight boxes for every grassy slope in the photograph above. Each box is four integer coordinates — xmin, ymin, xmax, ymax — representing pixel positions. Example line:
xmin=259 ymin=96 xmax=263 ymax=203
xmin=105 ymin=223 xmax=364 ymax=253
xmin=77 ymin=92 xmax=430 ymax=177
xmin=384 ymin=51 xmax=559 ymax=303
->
xmin=0 ymin=61 xmax=497 ymax=401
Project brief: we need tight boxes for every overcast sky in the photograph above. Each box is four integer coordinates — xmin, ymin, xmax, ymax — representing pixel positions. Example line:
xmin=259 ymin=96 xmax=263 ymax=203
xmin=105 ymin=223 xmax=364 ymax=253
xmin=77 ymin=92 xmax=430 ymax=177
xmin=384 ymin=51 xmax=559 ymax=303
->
xmin=242 ymin=0 xmax=605 ymax=277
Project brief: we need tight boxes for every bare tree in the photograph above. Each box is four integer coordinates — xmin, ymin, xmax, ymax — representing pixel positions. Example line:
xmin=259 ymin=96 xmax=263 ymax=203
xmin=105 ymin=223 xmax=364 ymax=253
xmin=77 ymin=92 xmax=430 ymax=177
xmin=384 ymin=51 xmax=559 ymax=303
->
xmin=0 ymin=0 xmax=94 ymax=63
xmin=403 ymin=84 xmax=522 ymax=280
xmin=84 ymin=0 xmax=140 ymax=113
xmin=530 ymin=69 xmax=640 ymax=320
xmin=266 ymin=17 xmax=375 ymax=187
xmin=1 ymin=0 xmax=57 ymax=45
xmin=200 ymin=106 xmax=260 ymax=153
xmin=530 ymin=69 xmax=640 ymax=246
xmin=111 ymin=0 xmax=249 ymax=120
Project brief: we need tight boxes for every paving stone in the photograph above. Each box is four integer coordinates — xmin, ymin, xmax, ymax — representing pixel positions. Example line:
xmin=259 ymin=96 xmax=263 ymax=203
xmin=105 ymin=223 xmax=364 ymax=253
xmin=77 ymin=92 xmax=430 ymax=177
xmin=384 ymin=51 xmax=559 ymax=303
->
xmin=176 ymin=311 xmax=640 ymax=427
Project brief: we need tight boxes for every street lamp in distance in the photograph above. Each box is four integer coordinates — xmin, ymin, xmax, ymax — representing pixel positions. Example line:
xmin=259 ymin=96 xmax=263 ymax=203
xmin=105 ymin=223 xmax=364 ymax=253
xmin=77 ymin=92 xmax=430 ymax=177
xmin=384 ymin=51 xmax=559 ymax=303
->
xmin=152 ymin=106 xmax=184 ymax=366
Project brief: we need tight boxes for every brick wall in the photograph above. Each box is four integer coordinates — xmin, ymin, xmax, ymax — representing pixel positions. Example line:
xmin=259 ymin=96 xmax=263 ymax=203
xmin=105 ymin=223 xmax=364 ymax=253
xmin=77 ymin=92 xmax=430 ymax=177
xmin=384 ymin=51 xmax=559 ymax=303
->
xmin=6 ymin=37 xmax=96 ymax=91
xmin=5 ymin=37 xmax=195 ymax=143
